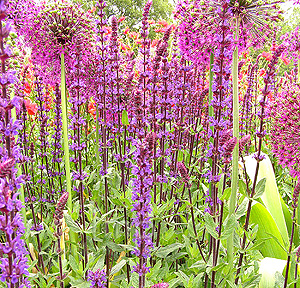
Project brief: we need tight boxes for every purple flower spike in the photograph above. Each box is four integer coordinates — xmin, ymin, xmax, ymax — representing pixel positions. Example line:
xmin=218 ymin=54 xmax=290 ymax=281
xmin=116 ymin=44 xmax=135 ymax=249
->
xmin=87 ymin=269 xmax=107 ymax=288
xmin=131 ymin=132 xmax=155 ymax=284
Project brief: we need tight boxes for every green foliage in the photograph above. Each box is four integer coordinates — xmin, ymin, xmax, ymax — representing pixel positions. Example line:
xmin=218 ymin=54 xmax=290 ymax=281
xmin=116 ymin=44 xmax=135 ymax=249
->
xmin=75 ymin=0 xmax=174 ymax=27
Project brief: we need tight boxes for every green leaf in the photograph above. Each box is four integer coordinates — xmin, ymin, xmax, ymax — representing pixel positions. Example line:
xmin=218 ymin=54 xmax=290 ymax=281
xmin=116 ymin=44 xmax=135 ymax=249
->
xmin=220 ymin=215 xmax=237 ymax=240
xmin=190 ymin=260 xmax=206 ymax=270
xmin=236 ymin=198 xmax=248 ymax=219
xmin=68 ymin=276 xmax=90 ymax=288
xmin=220 ymin=187 xmax=231 ymax=202
xmin=46 ymin=277 xmax=56 ymax=288
xmin=69 ymin=254 xmax=79 ymax=273
xmin=109 ymin=259 xmax=127 ymax=276
xmin=155 ymin=243 xmax=183 ymax=258
xmin=274 ymin=271 xmax=285 ymax=288
xmin=174 ymin=270 xmax=189 ymax=285
xmin=204 ymin=213 xmax=218 ymax=239
xmin=239 ymin=179 xmax=247 ymax=196
xmin=64 ymin=213 xmax=82 ymax=233
xmin=122 ymin=110 xmax=129 ymax=126
xmin=254 ymin=178 xmax=266 ymax=199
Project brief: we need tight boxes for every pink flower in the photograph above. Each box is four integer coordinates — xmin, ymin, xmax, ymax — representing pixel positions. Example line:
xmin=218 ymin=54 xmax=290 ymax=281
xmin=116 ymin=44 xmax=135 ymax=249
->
xmin=259 ymin=68 xmax=266 ymax=77
xmin=269 ymin=81 xmax=300 ymax=178
xmin=261 ymin=51 xmax=272 ymax=61
xmin=24 ymin=98 xmax=38 ymax=116
xmin=281 ymin=56 xmax=290 ymax=65
xmin=118 ymin=16 xmax=126 ymax=22
xmin=151 ymin=283 xmax=169 ymax=288
xmin=157 ymin=20 xmax=168 ymax=27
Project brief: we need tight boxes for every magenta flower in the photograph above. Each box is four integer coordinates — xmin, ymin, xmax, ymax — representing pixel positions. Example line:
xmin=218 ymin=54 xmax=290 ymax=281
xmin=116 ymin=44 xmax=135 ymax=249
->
xmin=269 ymin=80 xmax=300 ymax=178
xmin=175 ymin=0 xmax=283 ymax=64
xmin=151 ymin=283 xmax=169 ymax=288
xmin=19 ymin=0 xmax=95 ymax=84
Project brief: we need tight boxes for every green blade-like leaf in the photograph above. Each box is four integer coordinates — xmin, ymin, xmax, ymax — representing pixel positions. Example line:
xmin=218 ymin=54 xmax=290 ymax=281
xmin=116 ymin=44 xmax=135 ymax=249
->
xmin=109 ymin=259 xmax=127 ymax=276
xmin=121 ymin=110 xmax=129 ymax=126
xmin=250 ymin=202 xmax=286 ymax=260
xmin=245 ymin=153 xmax=289 ymax=244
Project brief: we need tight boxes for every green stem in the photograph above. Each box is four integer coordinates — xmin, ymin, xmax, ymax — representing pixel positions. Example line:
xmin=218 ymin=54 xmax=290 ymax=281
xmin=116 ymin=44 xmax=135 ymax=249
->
xmin=228 ymin=20 xmax=239 ymax=282
xmin=60 ymin=53 xmax=77 ymax=260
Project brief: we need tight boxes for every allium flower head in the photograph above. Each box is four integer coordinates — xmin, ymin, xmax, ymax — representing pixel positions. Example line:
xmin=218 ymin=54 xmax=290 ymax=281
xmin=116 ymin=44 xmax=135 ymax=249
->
xmin=269 ymin=81 xmax=300 ymax=178
xmin=175 ymin=0 xmax=283 ymax=63
xmin=23 ymin=0 xmax=95 ymax=84
xmin=7 ymin=0 xmax=36 ymax=29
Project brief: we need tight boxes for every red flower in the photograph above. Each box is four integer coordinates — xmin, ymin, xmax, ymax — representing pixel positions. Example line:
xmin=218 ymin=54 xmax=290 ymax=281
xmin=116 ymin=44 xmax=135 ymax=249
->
xmin=24 ymin=98 xmax=38 ymax=116
xmin=88 ymin=101 xmax=96 ymax=120
xmin=118 ymin=16 xmax=126 ymax=23
xmin=271 ymin=44 xmax=278 ymax=52
xmin=148 ymin=19 xmax=155 ymax=25
xmin=242 ymin=50 xmax=249 ymax=59
xmin=281 ymin=56 xmax=290 ymax=65
xmin=103 ymin=26 xmax=112 ymax=35
xmin=259 ymin=69 xmax=266 ymax=77
xmin=261 ymin=51 xmax=272 ymax=61
xmin=155 ymin=28 xmax=167 ymax=33
xmin=87 ymin=7 xmax=96 ymax=13
xmin=129 ymin=32 xmax=139 ymax=40
xmin=124 ymin=26 xmax=130 ymax=35
xmin=157 ymin=20 xmax=168 ymax=27
xmin=151 ymin=39 xmax=159 ymax=48
xmin=24 ymin=82 xmax=31 ymax=94
xmin=120 ymin=42 xmax=131 ymax=51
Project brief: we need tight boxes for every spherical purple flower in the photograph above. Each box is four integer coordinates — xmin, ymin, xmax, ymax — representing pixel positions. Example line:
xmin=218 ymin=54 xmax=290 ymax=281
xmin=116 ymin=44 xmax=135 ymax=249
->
xmin=175 ymin=0 xmax=283 ymax=64
xmin=20 ymin=0 xmax=95 ymax=84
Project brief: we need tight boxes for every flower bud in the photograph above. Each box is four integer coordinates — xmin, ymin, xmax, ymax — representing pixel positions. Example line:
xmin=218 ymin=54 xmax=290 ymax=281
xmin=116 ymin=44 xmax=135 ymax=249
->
xmin=0 ymin=158 xmax=14 ymax=178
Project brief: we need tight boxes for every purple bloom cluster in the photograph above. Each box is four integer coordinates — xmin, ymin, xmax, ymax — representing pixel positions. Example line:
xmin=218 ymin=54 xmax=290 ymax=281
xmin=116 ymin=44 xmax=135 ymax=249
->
xmin=269 ymin=74 xmax=300 ymax=178
xmin=87 ymin=269 xmax=107 ymax=288
xmin=0 ymin=1 xmax=30 ymax=286
xmin=131 ymin=133 xmax=155 ymax=282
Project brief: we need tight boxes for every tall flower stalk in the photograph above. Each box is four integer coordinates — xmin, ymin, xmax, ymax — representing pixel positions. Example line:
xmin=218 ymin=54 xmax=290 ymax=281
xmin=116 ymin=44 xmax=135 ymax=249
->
xmin=0 ymin=1 xmax=30 ymax=286
xmin=228 ymin=18 xmax=239 ymax=281
xmin=131 ymin=133 xmax=155 ymax=287
xmin=54 ymin=192 xmax=69 ymax=288
xmin=284 ymin=183 xmax=300 ymax=288
xmin=60 ymin=53 xmax=77 ymax=258
xmin=235 ymin=45 xmax=285 ymax=284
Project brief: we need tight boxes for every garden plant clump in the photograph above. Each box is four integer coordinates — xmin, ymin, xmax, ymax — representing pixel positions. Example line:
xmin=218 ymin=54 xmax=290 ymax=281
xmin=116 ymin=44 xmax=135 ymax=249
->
xmin=2 ymin=0 xmax=300 ymax=287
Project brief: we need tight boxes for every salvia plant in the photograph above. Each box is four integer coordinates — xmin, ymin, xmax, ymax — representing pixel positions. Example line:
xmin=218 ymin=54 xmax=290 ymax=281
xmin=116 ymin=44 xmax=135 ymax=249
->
xmin=1 ymin=0 xmax=300 ymax=287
